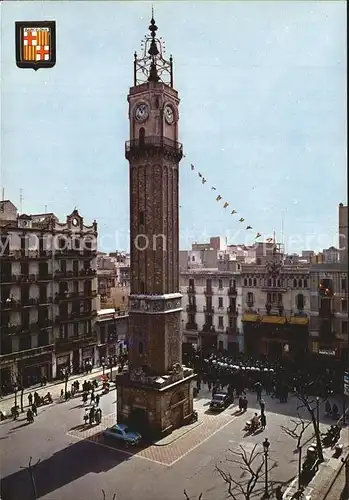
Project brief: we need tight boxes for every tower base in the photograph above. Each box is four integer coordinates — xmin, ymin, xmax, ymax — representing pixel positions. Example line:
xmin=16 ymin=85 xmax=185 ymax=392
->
xmin=116 ymin=367 xmax=196 ymax=439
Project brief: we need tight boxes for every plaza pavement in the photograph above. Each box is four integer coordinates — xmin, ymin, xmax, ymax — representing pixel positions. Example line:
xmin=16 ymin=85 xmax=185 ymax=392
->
xmin=0 ymin=384 xmax=345 ymax=500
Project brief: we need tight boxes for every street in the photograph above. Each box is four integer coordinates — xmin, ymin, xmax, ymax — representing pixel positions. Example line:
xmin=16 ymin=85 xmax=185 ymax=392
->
xmin=0 ymin=382 xmax=334 ymax=500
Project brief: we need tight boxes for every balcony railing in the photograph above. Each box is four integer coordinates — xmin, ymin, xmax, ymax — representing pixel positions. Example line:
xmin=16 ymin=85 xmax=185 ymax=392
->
xmin=201 ymin=324 xmax=216 ymax=333
xmin=0 ymin=249 xmax=52 ymax=260
xmin=55 ymin=249 xmax=97 ymax=258
xmin=204 ymin=288 xmax=213 ymax=296
xmin=185 ymin=322 xmax=198 ymax=330
xmin=125 ymin=136 xmax=183 ymax=161
xmin=186 ymin=287 xmax=196 ymax=294
xmin=0 ymin=323 xmax=40 ymax=335
xmin=203 ymin=306 xmax=215 ymax=314
xmin=0 ymin=275 xmax=16 ymax=285
xmin=227 ymin=286 xmax=237 ymax=297
xmin=55 ymin=310 xmax=97 ymax=323
xmin=54 ymin=269 xmax=96 ymax=280
xmin=0 ymin=344 xmax=54 ymax=363
xmin=186 ymin=304 xmax=197 ymax=312
xmin=55 ymin=290 xmax=98 ymax=303
xmin=227 ymin=306 xmax=238 ymax=315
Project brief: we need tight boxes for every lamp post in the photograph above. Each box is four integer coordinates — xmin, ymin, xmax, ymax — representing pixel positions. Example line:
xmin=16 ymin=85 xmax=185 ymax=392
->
xmin=316 ymin=396 xmax=320 ymax=432
xmin=297 ymin=446 xmax=302 ymax=490
xmin=13 ymin=382 xmax=18 ymax=419
xmin=263 ymin=438 xmax=270 ymax=499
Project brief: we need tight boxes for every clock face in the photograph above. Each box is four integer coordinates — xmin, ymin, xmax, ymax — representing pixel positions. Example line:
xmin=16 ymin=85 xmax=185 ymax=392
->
xmin=72 ymin=218 xmax=79 ymax=227
xmin=135 ymin=103 xmax=149 ymax=122
xmin=164 ymin=105 xmax=174 ymax=124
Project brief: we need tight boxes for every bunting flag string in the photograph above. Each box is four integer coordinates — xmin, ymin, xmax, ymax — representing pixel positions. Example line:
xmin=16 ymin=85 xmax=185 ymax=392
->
xmin=188 ymin=162 xmax=274 ymax=241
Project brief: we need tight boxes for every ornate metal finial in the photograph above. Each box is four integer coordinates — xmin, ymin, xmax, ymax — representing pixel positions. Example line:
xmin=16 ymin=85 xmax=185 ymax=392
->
xmin=133 ymin=9 xmax=174 ymax=87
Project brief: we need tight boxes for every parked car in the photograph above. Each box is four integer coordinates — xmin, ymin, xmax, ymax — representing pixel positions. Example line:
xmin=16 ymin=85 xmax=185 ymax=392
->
xmin=103 ymin=423 xmax=142 ymax=447
xmin=209 ymin=392 xmax=232 ymax=412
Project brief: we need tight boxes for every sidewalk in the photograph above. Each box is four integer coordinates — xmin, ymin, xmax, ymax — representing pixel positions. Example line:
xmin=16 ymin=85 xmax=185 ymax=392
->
xmin=0 ymin=366 xmax=116 ymax=415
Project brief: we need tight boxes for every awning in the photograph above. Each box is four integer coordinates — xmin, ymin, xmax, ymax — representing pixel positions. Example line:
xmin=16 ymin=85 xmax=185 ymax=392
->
xmin=288 ymin=317 xmax=309 ymax=325
xmin=242 ymin=314 xmax=260 ymax=322
xmin=261 ymin=316 xmax=286 ymax=324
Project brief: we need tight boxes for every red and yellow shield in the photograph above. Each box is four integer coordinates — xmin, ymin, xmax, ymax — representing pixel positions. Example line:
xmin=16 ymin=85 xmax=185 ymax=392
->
xmin=15 ymin=21 xmax=56 ymax=70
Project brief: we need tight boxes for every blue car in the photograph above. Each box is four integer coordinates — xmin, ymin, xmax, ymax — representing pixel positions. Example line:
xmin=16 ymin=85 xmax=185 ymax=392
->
xmin=103 ymin=423 xmax=142 ymax=447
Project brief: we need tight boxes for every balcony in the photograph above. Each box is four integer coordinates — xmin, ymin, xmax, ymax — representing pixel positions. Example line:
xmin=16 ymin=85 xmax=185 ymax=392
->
xmin=203 ymin=306 xmax=215 ymax=314
xmin=55 ymin=310 xmax=97 ymax=323
xmin=204 ymin=288 xmax=213 ymax=296
xmin=227 ymin=286 xmax=237 ymax=297
xmin=186 ymin=304 xmax=197 ymax=313
xmin=36 ymin=274 xmax=53 ymax=282
xmin=185 ymin=322 xmax=198 ymax=330
xmin=55 ymin=332 xmax=97 ymax=352
xmin=125 ymin=136 xmax=183 ymax=162
xmin=201 ymin=324 xmax=216 ymax=334
xmin=55 ymin=249 xmax=97 ymax=259
xmin=0 ymin=249 xmax=52 ymax=261
xmin=38 ymin=296 xmax=53 ymax=305
xmin=186 ymin=287 xmax=196 ymax=294
xmin=54 ymin=269 xmax=96 ymax=281
xmin=0 ymin=344 xmax=54 ymax=364
xmin=38 ymin=318 xmax=53 ymax=329
xmin=0 ymin=323 xmax=39 ymax=336
xmin=54 ymin=290 xmax=98 ymax=303
xmin=227 ymin=306 xmax=238 ymax=316
xmin=0 ymin=275 xmax=16 ymax=285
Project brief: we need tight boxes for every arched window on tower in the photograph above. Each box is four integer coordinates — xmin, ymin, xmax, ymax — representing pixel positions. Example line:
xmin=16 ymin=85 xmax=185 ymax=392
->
xmin=139 ymin=127 xmax=145 ymax=146
xmin=296 ymin=293 xmax=304 ymax=310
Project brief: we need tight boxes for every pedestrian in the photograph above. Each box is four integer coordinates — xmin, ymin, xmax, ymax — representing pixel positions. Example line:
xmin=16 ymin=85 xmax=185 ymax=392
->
xmin=31 ymin=403 xmax=37 ymax=417
xmin=83 ymin=409 xmax=89 ymax=425
xmin=243 ymin=396 xmax=248 ymax=412
xmin=28 ymin=393 xmax=33 ymax=406
xmin=275 ymin=485 xmax=283 ymax=500
xmin=254 ymin=381 xmax=262 ymax=402
xmin=60 ymin=388 xmax=64 ymax=399
xmin=259 ymin=398 xmax=266 ymax=414
xmin=95 ymin=394 xmax=100 ymax=406
xmin=238 ymin=396 xmax=244 ymax=412
xmin=260 ymin=412 xmax=266 ymax=430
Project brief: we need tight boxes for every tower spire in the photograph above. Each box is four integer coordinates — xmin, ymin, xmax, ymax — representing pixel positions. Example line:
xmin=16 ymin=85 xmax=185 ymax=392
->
xmin=148 ymin=10 xmax=160 ymax=82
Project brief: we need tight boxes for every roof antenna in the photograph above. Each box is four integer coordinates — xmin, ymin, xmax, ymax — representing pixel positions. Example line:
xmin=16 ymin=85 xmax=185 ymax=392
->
xmin=45 ymin=204 xmax=48 ymax=213
xmin=1 ymin=187 xmax=4 ymax=201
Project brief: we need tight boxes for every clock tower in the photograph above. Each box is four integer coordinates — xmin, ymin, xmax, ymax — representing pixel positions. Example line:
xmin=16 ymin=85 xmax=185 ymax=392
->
xmin=116 ymin=14 xmax=195 ymax=438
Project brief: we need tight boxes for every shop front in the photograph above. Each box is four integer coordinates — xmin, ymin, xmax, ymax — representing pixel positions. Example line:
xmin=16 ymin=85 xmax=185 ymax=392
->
xmin=56 ymin=353 xmax=71 ymax=378
xmin=18 ymin=353 xmax=53 ymax=387
xmin=81 ymin=346 xmax=95 ymax=368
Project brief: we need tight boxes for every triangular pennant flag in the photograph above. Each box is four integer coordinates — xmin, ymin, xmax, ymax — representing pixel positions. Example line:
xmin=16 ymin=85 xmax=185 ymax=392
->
xmin=202 ymin=178 xmax=206 ymax=184
xmin=223 ymin=202 xmax=229 ymax=208
xmin=246 ymin=225 xmax=252 ymax=230
xmin=216 ymin=195 xmax=222 ymax=202
xmin=191 ymin=164 xmax=195 ymax=170
xmin=266 ymin=238 xmax=273 ymax=243
xmin=211 ymin=186 xmax=216 ymax=190
xmin=239 ymin=217 xmax=245 ymax=222
xmin=198 ymin=172 xmax=202 ymax=178
xmin=256 ymin=233 xmax=262 ymax=238
xmin=231 ymin=210 xmax=237 ymax=215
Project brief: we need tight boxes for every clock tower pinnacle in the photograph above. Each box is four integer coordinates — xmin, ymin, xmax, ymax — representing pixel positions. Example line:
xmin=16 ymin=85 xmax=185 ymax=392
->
xmin=116 ymin=14 xmax=195 ymax=438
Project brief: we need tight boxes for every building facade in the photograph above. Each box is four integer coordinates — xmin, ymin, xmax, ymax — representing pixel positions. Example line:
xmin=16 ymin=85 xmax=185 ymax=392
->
xmin=0 ymin=201 xmax=98 ymax=388
xmin=95 ymin=309 xmax=128 ymax=365
xmin=180 ymin=269 xmax=242 ymax=354
xmin=116 ymin=15 xmax=195 ymax=437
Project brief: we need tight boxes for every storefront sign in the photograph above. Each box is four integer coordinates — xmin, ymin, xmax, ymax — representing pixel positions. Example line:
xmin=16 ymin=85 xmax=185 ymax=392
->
xmin=56 ymin=355 xmax=70 ymax=365
xmin=82 ymin=348 xmax=93 ymax=359
xmin=319 ymin=349 xmax=336 ymax=356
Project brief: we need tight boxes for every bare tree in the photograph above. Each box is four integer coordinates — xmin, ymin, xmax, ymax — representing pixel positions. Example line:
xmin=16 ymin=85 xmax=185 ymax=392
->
xmin=294 ymin=390 xmax=324 ymax=463
xmin=281 ymin=409 xmax=312 ymax=489
xmin=215 ymin=443 xmax=278 ymax=500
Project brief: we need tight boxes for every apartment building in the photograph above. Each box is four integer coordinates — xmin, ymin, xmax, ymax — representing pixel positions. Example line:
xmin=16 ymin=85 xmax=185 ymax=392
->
xmin=241 ymin=244 xmax=311 ymax=359
xmin=95 ymin=308 xmax=128 ymax=364
xmin=180 ymin=267 xmax=242 ymax=354
xmin=0 ymin=200 xmax=98 ymax=389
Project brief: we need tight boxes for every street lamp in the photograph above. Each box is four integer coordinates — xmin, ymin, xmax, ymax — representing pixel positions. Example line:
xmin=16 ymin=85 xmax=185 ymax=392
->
xmin=262 ymin=438 xmax=270 ymax=499
xmin=316 ymin=396 xmax=320 ymax=432
xmin=13 ymin=382 xmax=18 ymax=419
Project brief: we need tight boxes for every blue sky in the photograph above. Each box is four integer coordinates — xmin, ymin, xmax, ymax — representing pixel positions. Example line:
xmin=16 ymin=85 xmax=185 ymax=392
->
xmin=1 ymin=1 xmax=346 ymax=253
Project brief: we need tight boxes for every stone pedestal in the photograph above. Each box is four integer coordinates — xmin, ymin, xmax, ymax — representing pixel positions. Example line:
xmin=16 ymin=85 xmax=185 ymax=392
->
xmin=116 ymin=366 xmax=196 ymax=438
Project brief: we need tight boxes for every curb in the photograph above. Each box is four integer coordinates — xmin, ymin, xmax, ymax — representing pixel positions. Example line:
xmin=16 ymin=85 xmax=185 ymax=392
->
xmin=152 ymin=420 xmax=203 ymax=447
xmin=320 ymin=452 xmax=349 ymax=500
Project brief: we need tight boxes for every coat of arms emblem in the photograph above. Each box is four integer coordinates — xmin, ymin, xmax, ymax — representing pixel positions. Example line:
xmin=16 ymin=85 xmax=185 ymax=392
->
xmin=15 ymin=21 xmax=56 ymax=70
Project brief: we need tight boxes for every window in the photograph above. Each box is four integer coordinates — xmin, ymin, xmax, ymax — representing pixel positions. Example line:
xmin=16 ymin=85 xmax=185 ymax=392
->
xmin=247 ymin=292 xmax=254 ymax=305
xmin=139 ymin=127 xmax=145 ymax=144
xmin=293 ymin=279 xmax=297 ymax=288
xmin=277 ymin=293 xmax=282 ymax=304
xmin=296 ymin=293 xmax=304 ymax=310
xmin=273 ymin=279 xmax=276 ymax=287
xmin=73 ymin=260 xmax=79 ymax=273
xmin=341 ymin=321 xmax=348 ymax=335
xmin=218 ymin=297 xmax=223 ymax=308
xmin=248 ymin=278 xmax=252 ymax=286
xmin=253 ymin=278 xmax=257 ymax=287
xmin=298 ymin=279 xmax=302 ymax=288
xmin=74 ymin=323 xmax=79 ymax=336
xmin=267 ymin=293 xmax=271 ymax=303
xmin=244 ymin=278 xmax=247 ymax=286
xmin=138 ymin=341 xmax=144 ymax=354
xmin=218 ymin=279 xmax=223 ymax=289
xmin=139 ymin=211 xmax=144 ymax=226
xmin=192 ymin=255 xmax=195 ymax=262
xmin=342 ymin=278 xmax=347 ymax=291
xmin=303 ymin=279 xmax=308 ymax=288
xmin=206 ymin=279 xmax=212 ymax=289
xmin=218 ymin=316 xmax=224 ymax=328
xmin=277 ymin=279 xmax=281 ymax=287
xmin=61 ymin=260 xmax=67 ymax=273
xmin=20 ymin=236 xmax=27 ymax=251
xmin=0 ymin=236 xmax=9 ymax=255
xmin=268 ymin=279 xmax=272 ymax=287
xmin=342 ymin=299 xmax=348 ymax=313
